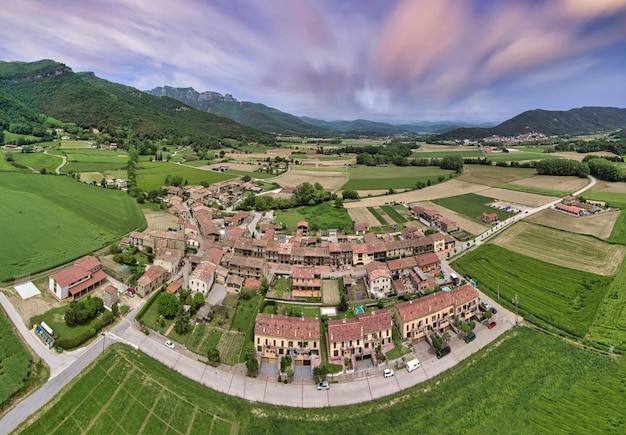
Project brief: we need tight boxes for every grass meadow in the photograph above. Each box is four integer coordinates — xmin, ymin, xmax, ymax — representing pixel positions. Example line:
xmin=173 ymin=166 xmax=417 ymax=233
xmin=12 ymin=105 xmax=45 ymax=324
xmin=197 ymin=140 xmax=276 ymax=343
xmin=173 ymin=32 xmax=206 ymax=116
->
xmin=589 ymin=261 xmax=626 ymax=352
xmin=0 ymin=172 xmax=145 ymax=282
xmin=10 ymin=152 xmax=63 ymax=174
xmin=496 ymin=183 xmax=570 ymax=197
xmin=342 ymin=166 xmax=452 ymax=190
xmin=453 ymin=244 xmax=612 ymax=337
xmin=136 ymin=162 xmax=235 ymax=191
xmin=410 ymin=150 xmax=483 ymax=159
xmin=436 ymin=193 xmax=516 ymax=222
xmin=275 ymin=203 xmax=353 ymax=231
xmin=0 ymin=311 xmax=34 ymax=412
xmin=582 ymin=192 xmax=626 ymax=245
xmin=17 ymin=329 xmax=626 ymax=434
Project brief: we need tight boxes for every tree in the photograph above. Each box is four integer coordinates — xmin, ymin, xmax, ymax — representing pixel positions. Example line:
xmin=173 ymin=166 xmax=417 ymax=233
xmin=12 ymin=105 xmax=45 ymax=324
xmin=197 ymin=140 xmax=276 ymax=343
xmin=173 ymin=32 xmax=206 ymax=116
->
xmin=245 ymin=342 xmax=258 ymax=375
xmin=259 ymin=276 xmax=269 ymax=295
xmin=207 ymin=347 xmax=220 ymax=363
xmin=338 ymin=293 xmax=349 ymax=312
xmin=313 ymin=365 xmax=329 ymax=383
xmin=334 ymin=197 xmax=344 ymax=208
xmin=192 ymin=292 xmax=205 ymax=311
xmin=242 ymin=175 xmax=251 ymax=182
xmin=431 ymin=334 xmax=443 ymax=350
xmin=174 ymin=310 xmax=190 ymax=334
xmin=440 ymin=155 xmax=464 ymax=174
xmin=158 ymin=292 xmax=181 ymax=318
xmin=483 ymin=310 xmax=492 ymax=321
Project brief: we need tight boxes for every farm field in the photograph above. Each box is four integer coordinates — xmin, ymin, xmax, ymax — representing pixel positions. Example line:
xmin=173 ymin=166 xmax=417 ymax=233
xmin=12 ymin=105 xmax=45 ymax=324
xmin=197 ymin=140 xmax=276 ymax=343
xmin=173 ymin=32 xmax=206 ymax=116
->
xmin=485 ymin=152 xmax=559 ymax=162
xmin=275 ymin=203 xmax=353 ymax=231
xmin=17 ymin=330 xmax=626 ymax=434
xmin=0 ymin=173 xmax=145 ymax=282
xmin=576 ymin=186 xmax=626 ymax=245
xmin=10 ymin=152 xmax=62 ymax=174
xmin=410 ymin=150 xmax=483 ymax=158
xmin=507 ymin=174 xmax=589 ymax=193
xmin=380 ymin=205 xmax=408 ymax=223
xmin=346 ymin=207 xmax=381 ymax=227
xmin=495 ymin=183 xmax=569 ymax=198
xmin=459 ymin=165 xmax=536 ymax=186
xmin=436 ymin=193 xmax=516 ymax=223
xmin=588 ymin=261 xmax=626 ymax=352
xmin=288 ymin=165 xmax=350 ymax=172
xmin=492 ymin=222 xmax=625 ymax=276
xmin=276 ymin=169 xmax=348 ymax=191
xmin=341 ymin=166 xmax=453 ymax=191
xmin=343 ymin=179 xmax=490 ymax=209
xmin=322 ymin=280 xmax=340 ymax=305
xmin=453 ymin=244 xmax=613 ymax=337
xmin=136 ymin=162 xmax=235 ymax=191
xmin=525 ymin=209 xmax=620 ymax=240
xmin=478 ymin=187 xmax=558 ymax=207
xmin=368 ymin=207 xmax=395 ymax=226
xmin=143 ymin=209 xmax=179 ymax=232
xmin=0 ymin=310 xmax=35 ymax=413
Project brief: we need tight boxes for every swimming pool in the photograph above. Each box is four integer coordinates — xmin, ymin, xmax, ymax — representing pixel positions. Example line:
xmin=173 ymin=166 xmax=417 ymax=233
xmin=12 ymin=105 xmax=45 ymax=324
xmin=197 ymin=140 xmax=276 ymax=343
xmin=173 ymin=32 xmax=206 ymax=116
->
xmin=355 ymin=305 xmax=365 ymax=314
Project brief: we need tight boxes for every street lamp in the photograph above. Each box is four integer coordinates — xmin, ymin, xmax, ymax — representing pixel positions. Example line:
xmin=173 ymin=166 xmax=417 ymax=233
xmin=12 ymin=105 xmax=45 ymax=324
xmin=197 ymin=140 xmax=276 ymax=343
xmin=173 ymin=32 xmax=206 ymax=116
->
xmin=512 ymin=294 xmax=519 ymax=327
xmin=101 ymin=332 xmax=105 ymax=353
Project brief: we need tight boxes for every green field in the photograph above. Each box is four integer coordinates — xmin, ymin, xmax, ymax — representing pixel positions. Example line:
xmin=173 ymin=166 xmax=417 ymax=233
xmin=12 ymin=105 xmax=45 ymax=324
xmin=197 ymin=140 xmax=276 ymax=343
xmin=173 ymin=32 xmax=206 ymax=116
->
xmin=410 ymin=150 xmax=483 ymax=159
xmin=496 ymin=183 xmax=570 ymax=197
xmin=17 ymin=329 xmax=626 ymax=434
xmin=136 ymin=162 xmax=235 ymax=191
xmin=453 ymin=244 xmax=612 ymax=337
xmin=0 ymin=172 xmax=145 ymax=281
xmin=367 ymin=207 xmax=387 ymax=225
xmin=275 ymin=202 xmax=353 ymax=231
xmin=226 ymin=169 xmax=275 ymax=179
xmin=437 ymin=193 xmax=516 ymax=222
xmin=8 ymin=152 xmax=62 ymax=174
xmin=589 ymin=260 xmax=626 ymax=351
xmin=380 ymin=205 xmax=407 ymax=223
xmin=342 ymin=166 xmax=452 ymax=190
xmin=0 ymin=310 xmax=34 ymax=411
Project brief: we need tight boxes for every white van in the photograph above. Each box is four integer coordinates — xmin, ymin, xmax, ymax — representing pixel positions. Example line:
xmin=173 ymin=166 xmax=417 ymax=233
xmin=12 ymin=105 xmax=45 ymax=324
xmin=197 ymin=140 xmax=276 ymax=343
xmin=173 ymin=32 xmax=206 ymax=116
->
xmin=406 ymin=358 xmax=421 ymax=373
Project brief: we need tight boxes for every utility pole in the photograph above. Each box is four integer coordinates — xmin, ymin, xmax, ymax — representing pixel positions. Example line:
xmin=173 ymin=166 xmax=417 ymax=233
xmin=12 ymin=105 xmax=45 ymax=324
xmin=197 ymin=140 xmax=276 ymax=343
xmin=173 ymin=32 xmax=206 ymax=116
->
xmin=512 ymin=294 xmax=519 ymax=327
xmin=497 ymin=284 xmax=500 ymax=301
xmin=101 ymin=332 xmax=106 ymax=353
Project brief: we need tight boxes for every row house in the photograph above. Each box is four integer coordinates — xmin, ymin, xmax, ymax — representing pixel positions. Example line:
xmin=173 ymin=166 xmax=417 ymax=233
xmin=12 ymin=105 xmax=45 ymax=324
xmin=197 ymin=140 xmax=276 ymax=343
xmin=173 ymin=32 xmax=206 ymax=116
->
xmin=366 ymin=262 xmax=392 ymax=297
xmin=129 ymin=231 xmax=154 ymax=250
xmin=255 ymin=314 xmax=320 ymax=363
xmin=150 ymin=231 xmax=185 ymax=252
xmin=411 ymin=206 xmax=440 ymax=223
xmin=153 ymin=248 xmax=183 ymax=275
xmin=437 ymin=216 xmax=459 ymax=232
xmin=221 ymin=254 xmax=266 ymax=279
xmin=327 ymin=310 xmax=393 ymax=363
xmin=394 ymin=284 xmax=479 ymax=343
xmin=291 ymin=266 xmax=330 ymax=297
xmin=328 ymin=242 xmax=353 ymax=267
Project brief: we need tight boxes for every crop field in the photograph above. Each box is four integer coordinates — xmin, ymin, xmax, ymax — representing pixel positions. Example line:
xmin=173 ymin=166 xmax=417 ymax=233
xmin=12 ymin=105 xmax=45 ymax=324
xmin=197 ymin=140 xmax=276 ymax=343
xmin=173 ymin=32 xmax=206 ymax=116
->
xmin=10 ymin=152 xmax=62 ymax=174
xmin=322 ymin=279 xmax=340 ymax=305
xmin=492 ymin=222 xmax=625 ymax=276
xmin=226 ymin=169 xmax=275 ymax=179
xmin=589 ymin=261 xmax=626 ymax=352
xmin=459 ymin=165 xmax=536 ymax=186
xmin=136 ymin=162 xmax=235 ymax=191
xmin=143 ymin=210 xmax=179 ymax=232
xmin=506 ymin=174 xmax=589 ymax=193
xmin=410 ymin=150 xmax=483 ymax=159
xmin=346 ymin=207 xmax=382 ymax=227
xmin=380 ymin=205 xmax=408 ymax=223
xmin=289 ymin=165 xmax=350 ymax=172
xmin=525 ymin=209 xmax=620 ymax=240
xmin=0 ymin=173 xmax=145 ymax=282
xmin=216 ymin=331 xmax=246 ymax=365
xmin=478 ymin=187 xmax=558 ymax=207
xmin=275 ymin=203 xmax=353 ymax=231
xmin=341 ymin=166 xmax=452 ymax=191
xmin=18 ymin=330 xmax=626 ymax=434
xmin=58 ymin=140 xmax=93 ymax=149
xmin=418 ymin=201 xmax=489 ymax=235
xmin=0 ymin=154 xmax=25 ymax=172
xmin=495 ymin=183 xmax=569 ymax=197
xmin=0 ymin=310 xmax=33 ymax=412
xmin=49 ymin=148 xmax=130 ymax=162
xmin=277 ymin=169 xmax=348 ymax=191
xmin=436 ymin=193 xmax=516 ymax=222
xmin=485 ymin=152 xmax=559 ymax=162
xmin=453 ymin=244 xmax=612 ymax=337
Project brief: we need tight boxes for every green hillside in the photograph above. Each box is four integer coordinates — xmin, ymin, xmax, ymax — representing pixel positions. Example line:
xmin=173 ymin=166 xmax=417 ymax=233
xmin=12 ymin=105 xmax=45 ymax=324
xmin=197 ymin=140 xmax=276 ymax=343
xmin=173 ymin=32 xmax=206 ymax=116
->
xmin=0 ymin=172 xmax=145 ymax=281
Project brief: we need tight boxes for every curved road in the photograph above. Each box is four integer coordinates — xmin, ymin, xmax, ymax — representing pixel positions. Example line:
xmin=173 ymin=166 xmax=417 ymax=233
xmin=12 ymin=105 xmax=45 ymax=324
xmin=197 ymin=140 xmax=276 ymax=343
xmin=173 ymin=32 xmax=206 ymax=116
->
xmin=0 ymin=176 xmax=598 ymax=433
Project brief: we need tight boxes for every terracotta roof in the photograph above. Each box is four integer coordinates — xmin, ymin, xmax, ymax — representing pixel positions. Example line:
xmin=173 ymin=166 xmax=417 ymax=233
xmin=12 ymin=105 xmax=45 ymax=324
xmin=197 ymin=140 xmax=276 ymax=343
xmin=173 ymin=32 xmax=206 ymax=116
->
xmin=50 ymin=256 xmax=102 ymax=287
xmin=167 ymin=278 xmax=183 ymax=293
xmin=297 ymin=221 xmax=309 ymax=228
xmin=395 ymin=284 xmax=478 ymax=322
xmin=104 ymin=285 xmax=117 ymax=294
xmin=69 ymin=269 xmax=107 ymax=295
xmin=415 ymin=252 xmax=440 ymax=267
xmin=75 ymin=255 xmax=100 ymax=270
xmin=255 ymin=313 xmax=320 ymax=340
xmin=357 ymin=309 xmax=392 ymax=334
xmin=387 ymin=256 xmax=418 ymax=271
xmin=190 ymin=262 xmax=216 ymax=283
xmin=137 ymin=266 xmax=168 ymax=286
xmin=328 ymin=318 xmax=362 ymax=342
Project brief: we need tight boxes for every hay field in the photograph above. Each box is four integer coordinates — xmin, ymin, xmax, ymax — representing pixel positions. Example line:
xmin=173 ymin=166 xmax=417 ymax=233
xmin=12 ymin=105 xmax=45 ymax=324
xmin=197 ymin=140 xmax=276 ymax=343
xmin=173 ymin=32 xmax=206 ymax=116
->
xmin=524 ymin=209 xmax=620 ymax=240
xmin=200 ymin=162 xmax=263 ymax=172
xmin=420 ymin=201 xmax=489 ymax=234
xmin=492 ymin=221 xmax=625 ymax=276
xmin=509 ymin=175 xmax=590 ymax=193
xmin=589 ymin=180 xmax=626 ymax=194
xmin=550 ymin=151 xmax=618 ymax=162
xmin=277 ymin=169 xmax=348 ymax=191
xmin=459 ymin=166 xmax=537 ymax=186
xmin=322 ymin=279 xmax=340 ymax=305
xmin=143 ymin=210 xmax=179 ymax=232
xmin=343 ymin=179 xmax=489 ymax=208
xmin=347 ymin=208 xmax=382 ymax=227
xmin=478 ymin=187 xmax=559 ymax=207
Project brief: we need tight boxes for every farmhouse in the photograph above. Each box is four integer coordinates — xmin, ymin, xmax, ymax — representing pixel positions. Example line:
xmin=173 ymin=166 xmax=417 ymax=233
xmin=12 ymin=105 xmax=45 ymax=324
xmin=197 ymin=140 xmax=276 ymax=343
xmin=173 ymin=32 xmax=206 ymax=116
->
xmin=189 ymin=262 xmax=216 ymax=296
xmin=153 ymin=248 xmax=183 ymax=274
xmin=437 ymin=216 xmax=459 ymax=232
xmin=410 ymin=206 xmax=441 ymax=224
xmin=354 ymin=222 xmax=370 ymax=235
xmin=394 ymin=285 xmax=479 ymax=343
xmin=482 ymin=212 xmax=499 ymax=224
xmin=136 ymin=265 xmax=169 ymax=297
xmin=366 ymin=262 xmax=391 ymax=298
xmin=254 ymin=313 xmax=321 ymax=366
xmin=555 ymin=203 xmax=583 ymax=216
xmin=48 ymin=256 xmax=107 ymax=300
xmin=327 ymin=310 xmax=393 ymax=365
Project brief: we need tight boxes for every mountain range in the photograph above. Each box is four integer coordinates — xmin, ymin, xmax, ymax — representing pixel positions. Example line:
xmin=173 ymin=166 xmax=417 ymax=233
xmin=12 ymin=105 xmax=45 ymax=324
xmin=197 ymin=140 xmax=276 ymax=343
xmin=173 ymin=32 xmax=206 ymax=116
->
xmin=1 ymin=60 xmax=626 ymax=145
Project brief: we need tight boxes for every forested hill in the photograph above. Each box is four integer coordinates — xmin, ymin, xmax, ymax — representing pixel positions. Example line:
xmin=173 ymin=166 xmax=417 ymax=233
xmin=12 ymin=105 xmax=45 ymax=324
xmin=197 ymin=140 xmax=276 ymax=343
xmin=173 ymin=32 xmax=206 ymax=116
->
xmin=439 ymin=107 xmax=626 ymax=140
xmin=0 ymin=60 xmax=271 ymax=144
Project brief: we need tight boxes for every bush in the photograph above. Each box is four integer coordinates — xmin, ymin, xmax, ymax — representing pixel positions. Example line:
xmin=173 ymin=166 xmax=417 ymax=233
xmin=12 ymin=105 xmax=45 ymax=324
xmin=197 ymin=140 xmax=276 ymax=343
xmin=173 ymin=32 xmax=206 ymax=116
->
xmin=158 ymin=292 xmax=182 ymax=318
xmin=135 ymin=289 xmax=162 ymax=320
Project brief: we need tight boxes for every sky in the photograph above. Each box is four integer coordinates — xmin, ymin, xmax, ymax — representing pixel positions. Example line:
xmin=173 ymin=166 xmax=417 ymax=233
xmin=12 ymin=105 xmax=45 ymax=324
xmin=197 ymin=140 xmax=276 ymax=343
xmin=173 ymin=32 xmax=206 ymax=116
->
xmin=1 ymin=0 xmax=626 ymax=123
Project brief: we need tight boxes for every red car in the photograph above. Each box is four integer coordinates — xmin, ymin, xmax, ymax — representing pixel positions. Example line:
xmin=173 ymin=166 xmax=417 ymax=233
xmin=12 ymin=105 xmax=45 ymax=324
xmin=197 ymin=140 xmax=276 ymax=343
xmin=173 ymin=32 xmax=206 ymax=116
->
xmin=488 ymin=321 xmax=497 ymax=329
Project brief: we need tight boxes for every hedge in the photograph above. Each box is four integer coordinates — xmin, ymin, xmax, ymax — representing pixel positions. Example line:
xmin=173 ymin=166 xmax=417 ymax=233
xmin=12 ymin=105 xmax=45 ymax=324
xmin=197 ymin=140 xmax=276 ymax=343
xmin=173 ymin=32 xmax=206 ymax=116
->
xmin=55 ymin=310 xmax=116 ymax=350
xmin=136 ymin=288 xmax=164 ymax=321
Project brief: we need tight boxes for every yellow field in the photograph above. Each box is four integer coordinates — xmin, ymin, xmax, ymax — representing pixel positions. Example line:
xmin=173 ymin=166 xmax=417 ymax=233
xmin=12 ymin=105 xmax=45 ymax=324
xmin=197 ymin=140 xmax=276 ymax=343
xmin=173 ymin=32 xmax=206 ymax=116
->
xmin=478 ymin=187 xmax=558 ymax=207
xmin=492 ymin=221 xmax=625 ymax=276
xmin=509 ymin=175 xmax=590 ymax=193
xmin=277 ymin=169 xmax=348 ymax=191
xmin=347 ymin=208 xmax=382 ymax=227
xmin=143 ymin=210 xmax=179 ymax=232
xmin=459 ymin=165 xmax=537 ymax=186
xmin=589 ymin=180 xmax=626 ymax=194
xmin=419 ymin=201 xmax=489 ymax=234
xmin=550 ymin=151 xmax=619 ymax=162
xmin=525 ymin=209 xmax=620 ymax=240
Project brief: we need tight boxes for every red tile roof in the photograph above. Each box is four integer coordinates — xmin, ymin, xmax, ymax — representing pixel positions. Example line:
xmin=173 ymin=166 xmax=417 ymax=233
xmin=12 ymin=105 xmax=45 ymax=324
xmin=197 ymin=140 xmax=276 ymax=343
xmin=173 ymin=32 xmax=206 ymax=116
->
xmin=255 ymin=313 xmax=320 ymax=340
xmin=357 ymin=310 xmax=392 ymax=334
xmin=395 ymin=284 xmax=478 ymax=322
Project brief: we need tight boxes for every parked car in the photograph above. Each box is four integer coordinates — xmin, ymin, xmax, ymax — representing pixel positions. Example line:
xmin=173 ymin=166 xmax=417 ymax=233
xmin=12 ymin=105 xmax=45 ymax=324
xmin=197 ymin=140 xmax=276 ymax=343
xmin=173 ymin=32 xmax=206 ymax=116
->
xmin=165 ymin=340 xmax=175 ymax=349
xmin=464 ymin=331 xmax=476 ymax=343
xmin=488 ymin=321 xmax=497 ymax=329
xmin=316 ymin=381 xmax=330 ymax=391
xmin=436 ymin=345 xmax=451 ymax=359
xmin=126 ymin=290 xmax=135 ymax=298
xmin=490 ymin=307 xmax=497 ymax=314
xmin=383 ymin=369 xmax=394 ymax=378
xmin=479 ymin=301 xmax=489 ymax=311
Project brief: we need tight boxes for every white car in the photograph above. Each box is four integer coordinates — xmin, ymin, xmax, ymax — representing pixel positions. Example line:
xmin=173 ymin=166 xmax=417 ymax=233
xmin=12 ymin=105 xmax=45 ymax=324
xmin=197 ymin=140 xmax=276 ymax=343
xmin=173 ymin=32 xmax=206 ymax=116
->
xmin=316 ymin=381 xmax=330 ymax=391
xmin=165 ymin=340 xmax=175 ymax=349
xmin=383 ymin=369 xmax=394 ymax=378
